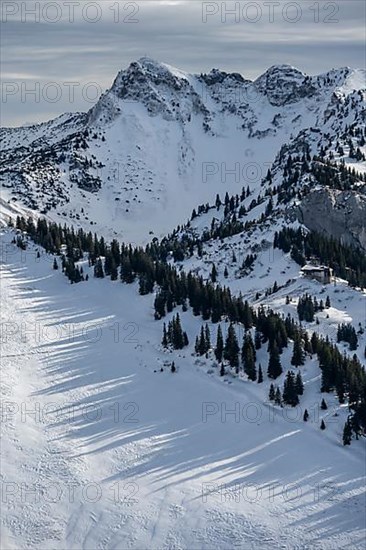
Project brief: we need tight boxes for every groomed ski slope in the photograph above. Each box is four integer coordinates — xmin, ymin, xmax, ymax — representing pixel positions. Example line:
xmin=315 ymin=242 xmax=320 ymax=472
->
xmin=1 ymin=228 xmax=365 ymax=550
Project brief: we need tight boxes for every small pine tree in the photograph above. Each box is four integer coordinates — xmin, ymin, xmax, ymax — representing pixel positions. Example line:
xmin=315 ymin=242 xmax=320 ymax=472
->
xmin=295 ymin=371 xmax=304 ymax=395
xmin=267 ymin=342 xmax=282 ymax=379
xmin=242 ymin=333 xmax=256 ymax=381
xmin=94 ymin=258 xmax=104 ymax=278
xmin=303 ymin=409 xmax=309 ymax=422
xmin=162 ymin=323 xmax=168 ymax=348
xmin=205 ymin=324 xmax=211 ymax=351
xmin=257 ymin=364 xmax=263 ymax=383
xmin=210 ymin=264 xmax=218 ymax=283
xmin=198 ymin=326 xmax=206 ymax=356
xmin=220 ymin=363 xmax=225 ymax=377
xmin=195 ymin=336 xmax=200 ymax=355
xmin=53 ymin=258 xmax=58 ymax=270
xmin=171 ymin=361 xmax=176 ymax=373
xmin=283 ymin=371 xmax=299 ymax=406
xmin=215 ymin=325 xmax=224 ymax=362
xmin=291 ymin=335 xmax=305 ymax=367
xmin=342 ymin=418 xmax=352 ymax=446
xmin=320 ymin=398 xmax=328 ymax=410
xmin=173 ymin=314 xmax=183 ymax=349
xmin=274 ymin=387 xmax=282 ymax=406
xmin=224 ymin=323 xmax=240 ymax=372
xmin=269 ymin=383 xmax=275 ymax=401
xmin=320 ymin=419 xmax=326 ymax=430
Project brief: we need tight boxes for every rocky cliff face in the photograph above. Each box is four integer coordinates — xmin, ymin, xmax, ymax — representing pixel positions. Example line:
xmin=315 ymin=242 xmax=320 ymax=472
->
xmin=254 ymin=65 xmax=313 ymax=106
xmin=296 ymin=188 xmax=366 ymax=251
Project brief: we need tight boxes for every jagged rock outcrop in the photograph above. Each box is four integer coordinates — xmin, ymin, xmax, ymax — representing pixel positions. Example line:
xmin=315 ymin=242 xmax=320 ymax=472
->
xmin=296 ymin=188 xmax=366 ymax=251
xmin=89 ymin=57 xmax=209 ymax=125
xmin=254 ymin=65 xmax=314 ymax=106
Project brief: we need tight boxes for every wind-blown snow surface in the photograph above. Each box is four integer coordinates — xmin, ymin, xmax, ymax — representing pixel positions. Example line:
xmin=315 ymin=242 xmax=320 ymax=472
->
xmin=1 ymin=229 xmax=365 ymax=550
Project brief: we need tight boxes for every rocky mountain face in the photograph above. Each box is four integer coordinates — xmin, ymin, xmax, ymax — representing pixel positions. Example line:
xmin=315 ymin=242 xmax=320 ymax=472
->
xmin=296 ymin=188 xmax=366 ymax=252
xmin=0 ymin=57 xmax=365 ymax=243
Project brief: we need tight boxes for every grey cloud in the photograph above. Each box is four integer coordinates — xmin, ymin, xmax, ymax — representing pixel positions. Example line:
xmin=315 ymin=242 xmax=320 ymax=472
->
xmin=1 ymin=0 xmax=365 ymax=126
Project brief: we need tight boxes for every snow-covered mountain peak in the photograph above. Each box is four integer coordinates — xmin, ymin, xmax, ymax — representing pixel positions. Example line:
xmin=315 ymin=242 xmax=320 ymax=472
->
xmin=1 ymin=59 xmax=365 ymax=244
xmin=258 ymin=63 xmax=304 ymax=77
xmin=135 ymin=56 xmax=188 ymax=77
xmin=254 ymin=64 xmax=310 ymax=106
xmin=333 ymin=67 xmax=366 ymax=97
xmin=87 ymin=56 xmax=205 ymax=127
xmin=110 ymin=56 xmax=191 ymax=96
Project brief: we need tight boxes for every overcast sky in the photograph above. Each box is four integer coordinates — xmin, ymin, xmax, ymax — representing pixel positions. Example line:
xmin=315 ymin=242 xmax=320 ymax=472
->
xmin=1 ymin=0 xmax=365 ymax=126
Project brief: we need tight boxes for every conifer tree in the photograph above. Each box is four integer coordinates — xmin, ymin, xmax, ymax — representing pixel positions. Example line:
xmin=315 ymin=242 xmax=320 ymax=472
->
xmin=257 ymin=364 xmax=263 ymax=383
xmin=303 ymin=409 xmax=309 ymax=421
xmin=220 ymin=363 xmax=225 ymax=377
xmin=195 ymin=336 xmax=200 ymax=355
xmin=210 ymin=264 xmax=218 ymax=283
xmin=173 ymin=314 xmax=184 ymax=350
xmin=215 ymin=325 xmax=224 ymax=362
xmin=154 ymin=291 xmax=166 ymax=320
xmin=254 ymin=330 xmax=262 ymax=350
xmin=295 ymin=371 xmax=304 ymax=395
xmin=320 ymin=398 xmax=328 ymax=410
xmin=242 ymin=333 xmax=256 ymax=381
xmin=94 ymin=258 xmax=104 ymax=278
xmin=320 ymin=346 xmax=333 ymax=392
xmin=320 ymin=419 xmax=326 ymax=430
xmin=269 ymin=383 xmax=275 ymax=401
xmin=274 ymin=387 xmax=282 ymax=406
xmin=110 ymin=258 xmax=118 ymax=281
xmin=198 ymin=326 xmax=206 ymax=355
xmin=267 ymin=342 xmax=282 ymax=379
xmin=205 ymin=324 xmax=211 ymax=351
xmin=162 ymin=323 xmax=168 ymax=348
xmin=342 ymin=418 xmax=352 ymax=445
xmin=120 ymin=256 xmax=134 ymax=283
xmin=283 ymin=371 xmax=299 ymax=406
xmin=224 ymin=323 xmax=240 ymax=372
xmin=304 ymin=332 xmax=313 ymax=355
xmin=291 ymin=335 xmax=305 ymax=367
xmin=53 ymin=258 xmax=58 ymax=270
xmin=171 ymin=361 xmax=176 ymax=373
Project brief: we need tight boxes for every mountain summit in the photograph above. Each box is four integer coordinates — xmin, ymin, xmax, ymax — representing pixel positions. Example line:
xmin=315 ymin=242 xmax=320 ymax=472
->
xmin=1 ymin=60 xmax=365 ymax=242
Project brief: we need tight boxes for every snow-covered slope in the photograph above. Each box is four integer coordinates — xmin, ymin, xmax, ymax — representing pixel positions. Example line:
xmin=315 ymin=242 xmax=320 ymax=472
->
xmin=1 ymin=59 xmax=365 ymax=549
xmin=1 ymin=227 xmax=365 ymax=549
xmin=1 ymin=59 xmax=365 ymax=244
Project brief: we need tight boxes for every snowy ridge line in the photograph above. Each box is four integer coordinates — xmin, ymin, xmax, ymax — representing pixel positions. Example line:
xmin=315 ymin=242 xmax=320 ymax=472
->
xmin=1 ymin=59 xmax=365 ymax=244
